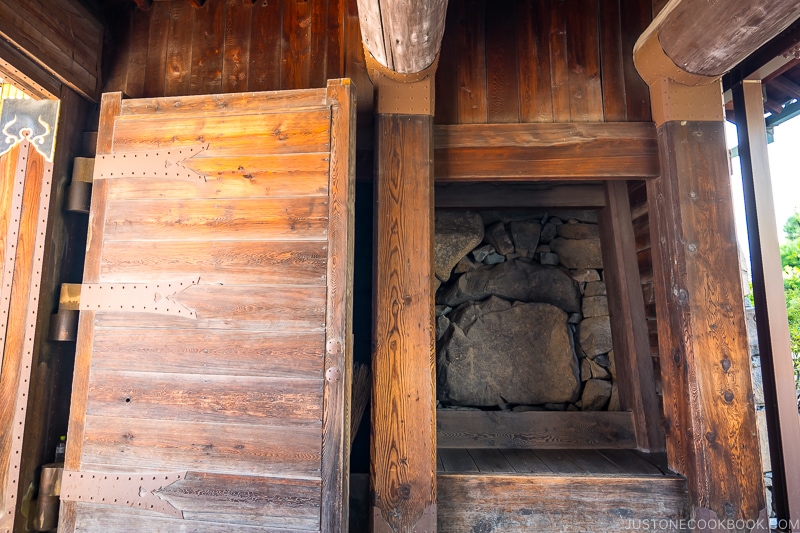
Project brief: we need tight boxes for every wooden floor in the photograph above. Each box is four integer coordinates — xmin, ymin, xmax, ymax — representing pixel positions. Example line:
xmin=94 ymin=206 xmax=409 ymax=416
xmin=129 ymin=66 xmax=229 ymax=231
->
xmin=437 ymin=448 xmax=671 ymax=476
xmin=437 ymin=448 xmax=689 ymax=533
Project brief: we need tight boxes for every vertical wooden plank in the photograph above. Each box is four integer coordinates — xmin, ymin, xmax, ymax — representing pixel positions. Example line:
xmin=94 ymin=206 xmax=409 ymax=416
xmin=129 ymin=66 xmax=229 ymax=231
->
xmin=517 ymin=0 xmax=553 ymax=122
xmin=321 ymin=79 xmax=356 ymax=533
xmin=222 ymin=0 xmax=251 ymax=93
xmin=372 ymin=114 xmax=436 ymax=531
xmin=549 ymin=0 xmax=570 ymax=121
xmin=165 ymin=0 xmax=194 ymax=96
xmin=58 ymin=93 xmax=121 ymax=533
xmin=248 ymin=0 xmax=282 ymax=92
xmin=620 ymin=0 xmax=651 ymax=121
xmin=309 ymin=0 xmax=329 ymax=87
xmin=126 ymin=4 xmax=151 ymax=98
xmin=485 ymin=4 xmax=519 ymax=123
xmin=648 ymin=119 xmax=766 ymax=524
xmin=434 ymin=4 xmax=459 ymax=125
xmin=733 ymin=79 xmax=800 ymax=526
xmin=143 ymin=0 xmax=170 ymax=98
xmin=325 ymin=0 xmax=345 ymax=80
xmin=456 ymin=0 xmax=487 ymax=124
xmin=600 ymin=180 xmax=665 ymax=452
xmin=566 ymin=0 xmax=603 ymax=121
xmin=103 ymin=7 xmax=134 ymax=93
xmin=282 ymin=0 xmax=313 ymax=90
xmin=190 ymin=0 xmax=224 ymax=95
xmin=599 ymin=0 xmax=626 ymax=121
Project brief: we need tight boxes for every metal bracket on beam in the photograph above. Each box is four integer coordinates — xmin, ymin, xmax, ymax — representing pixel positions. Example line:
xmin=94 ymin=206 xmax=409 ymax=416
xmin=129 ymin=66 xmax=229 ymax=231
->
xmin=61 ymin=470 xmax=186 ymax=518
xmin=93 ymin=145 xmax=210 ymax=182
xmin=365 ymin=49 xmax=437 ymax=116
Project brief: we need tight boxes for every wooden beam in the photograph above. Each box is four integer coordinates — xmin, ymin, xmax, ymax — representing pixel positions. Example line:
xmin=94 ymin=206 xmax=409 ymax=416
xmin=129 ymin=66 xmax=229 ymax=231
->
xmin=356 ymin=0 xmax=448 ymax=74
xmin=647 ymin=116 xmax=767 ymax=525
xmin=372 ymin=113 xmax=437 ymax=532
xmin=434 ymin=183 xmax=606 ymax=209
xmin=635 ymin=0 xmax=800 ymax=81
xmin=437 ymin=411 xmax=637 ymax=449
xmin=0 ymin=0 xmax=103 ymax=101
xmin=434 ymin=123 xmax=660 ymax=181
xmin=732 ymin=79 xmax=800 ymax=530
xmin=599 ymin=181 xmax=665 ymax=453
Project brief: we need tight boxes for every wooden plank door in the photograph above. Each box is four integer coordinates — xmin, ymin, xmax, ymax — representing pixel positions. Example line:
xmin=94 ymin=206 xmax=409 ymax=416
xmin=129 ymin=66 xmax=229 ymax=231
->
xmin=58 ymin=80 xmax=355 ymax=532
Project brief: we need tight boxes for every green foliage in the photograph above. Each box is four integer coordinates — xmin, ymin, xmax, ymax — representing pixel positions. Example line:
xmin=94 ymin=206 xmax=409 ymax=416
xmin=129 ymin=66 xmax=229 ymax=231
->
xmin=780 ymin=212 xmax=800 ymax=388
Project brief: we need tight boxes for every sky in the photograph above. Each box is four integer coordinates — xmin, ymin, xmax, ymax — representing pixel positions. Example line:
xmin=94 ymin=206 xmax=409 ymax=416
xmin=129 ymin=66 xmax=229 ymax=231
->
xmin=725 ymin=117 xmax=800 ymax=252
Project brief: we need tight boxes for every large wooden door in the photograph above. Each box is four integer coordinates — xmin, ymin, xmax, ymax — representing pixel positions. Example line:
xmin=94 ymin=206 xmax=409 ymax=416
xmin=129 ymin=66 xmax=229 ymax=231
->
xmin=58 ymin=81 xmax=355 ymax=532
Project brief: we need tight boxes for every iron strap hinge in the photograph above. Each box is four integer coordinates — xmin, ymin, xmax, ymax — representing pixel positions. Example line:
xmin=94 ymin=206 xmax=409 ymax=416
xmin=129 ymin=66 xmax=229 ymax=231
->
xmin=93 ymin=144 xmax=210 ymax=182
xmin=60 ymin=470 xmax=187 ymax=518
xmin=61 ymin=278 xmax=200 ymax=318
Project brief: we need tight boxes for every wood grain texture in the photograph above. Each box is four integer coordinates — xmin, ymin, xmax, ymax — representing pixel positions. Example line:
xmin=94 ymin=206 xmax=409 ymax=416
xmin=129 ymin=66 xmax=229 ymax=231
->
xmin=549 ymin=0 xmax=571 ymax=121
xmin=282 ymin=0 xmax=311 ymax=90
xmin=372 ymin=114 xmax=436 ymax=531
xmin=437 ymin=411 xmax=637 ymax=449
xmin=456 ymin=0 xmax=488 ymax=124
xmin=437 ymin=473 xmax=688 ymax=532
xmin=620 ymin=0 xmax=651 ymax=121
xmin=485 ymin=6 xmax=520 ymax=123
xmin=248 ymin=0 xmax=282 ymax=92
xmin=143 ymin=0 xmax=170 ymax=97
xmin=566 ymin=0 xmax=603 ymax=121
xmin=434 ymin=122 xmax=660 ymax=181
xmin=222 ymin=0 xmax=251 ymax=93
xmin=164 ymin=0 xmax=194 ymax=96
xmin=648 ymin=120 xmax=765 ymax=522
xmin=190 ymin=0 xmax=224 ymax=95
xmin=600 ymin=0 xmax=626 ymax=121
xmin=434 ymin=183 xmax=606 ymax=209
xmin=599 ymin=180 xmax=664 ymax=452
xmin=517 ymin=0 xmax=553 ymax=122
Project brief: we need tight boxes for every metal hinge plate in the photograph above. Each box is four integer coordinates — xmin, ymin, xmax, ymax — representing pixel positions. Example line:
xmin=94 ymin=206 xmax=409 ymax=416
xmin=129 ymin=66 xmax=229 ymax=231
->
xmin=94 ymin=145 xmax=209 ymax=182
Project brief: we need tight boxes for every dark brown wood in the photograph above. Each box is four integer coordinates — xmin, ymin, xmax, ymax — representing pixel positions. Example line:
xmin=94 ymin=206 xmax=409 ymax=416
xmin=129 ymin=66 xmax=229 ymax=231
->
xmin=657 ymin=0 xmax=800 ymax=78
xmin=434 ymin=183 xmax=606 ymax=209
xmin=0 ymin=0 xmax=103 ymax=100
xmin=733 ymin=79 xmax=800 ymax=527
xmin=222 ymin=0 xmax=251 ymax=93
xmin=434 ymin=5 xmax=459 ymax=125
xmin=247 ymin=0 xmax=282 ymax=91
xmin=437 ymin=473 xmax=688 ymax=532
xmin=620 ymin=0 xmax=651 ymax=121
xmin=356 ymin=0 xmax=447 ymax=73
xmin=165 ymin=0 xmax=194 ymax=96
xmin=599 ymin=180 xmax=664 ymax=452
xmin=372 ymin=114 xmax=436 ymax=532
xmin=567 ymin=0 xmax=603 ymax=121
xmin=457 ymin=0 xmax=487 ymax=124
xmin=485 ymin=6 xmax=520 ymax=123
xmin=648 ymin=120 xmax=766 ymax=524
xmin=282 ymin=0 xmax=311 ymax=89
xmin=517 ymin=0 xmax=553 ymax=122
xmin=434 ymin=122 xmax=660 ymax=181
xmin=59 ymin=86 xmax=355 ymax=532
xmin=143 ymin=0 xmax=170 ymax=97
xmin=437 ymin=411 xmax=637 ymax=449
xmin=125 ymin=6 xmax=151 ymax=98
xmin=549 ymin=0 xmax=570 ymax=121
xmin=600 ymin=0 xmax=626 ymax=121
xmin=190 ymin=0 xmax=224 ymax=95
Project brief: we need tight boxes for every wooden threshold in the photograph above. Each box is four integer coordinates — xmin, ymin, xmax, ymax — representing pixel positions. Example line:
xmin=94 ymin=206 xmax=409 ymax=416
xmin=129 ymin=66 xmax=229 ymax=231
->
xmin=437 ymin=410 xmax=637 ymax=449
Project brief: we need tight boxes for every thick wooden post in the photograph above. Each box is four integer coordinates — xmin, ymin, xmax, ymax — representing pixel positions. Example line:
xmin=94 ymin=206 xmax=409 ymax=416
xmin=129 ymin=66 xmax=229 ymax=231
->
xmin=372 ymin=112 xmax=436 ymax=532
xmin=733 ymin=79 xmax=800 ymax=531
xmin=644 ymin=83 xmax=767 ymax=529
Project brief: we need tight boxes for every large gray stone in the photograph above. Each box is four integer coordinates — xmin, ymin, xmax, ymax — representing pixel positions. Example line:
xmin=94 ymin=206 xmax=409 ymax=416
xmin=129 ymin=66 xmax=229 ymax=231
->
xmin=581 ymin=379 xmax=612 ymax=410
xmin=578 ymin=316 xmax=613 ymax=357
xmin=557 ymin=223 xmax=600 ymax=240
xmin=582 ymin=295 xmax=609 ymax=318
xmin=509 ymin=221 xmax=542 ymax=258
xmin=435 ymin=211 xmax=484 ymax=283
xmin=485 ymin=222 xmax=515 ymax=255
xmin=549 ymin=237 xmax=604 ymax=269
xmin=584 ymin=281 xmax=607 ymax=297
xmin=439 ymin=259 xmax=581 ymax=312
xmin=438 ymin=301 xmax=580 ymax=406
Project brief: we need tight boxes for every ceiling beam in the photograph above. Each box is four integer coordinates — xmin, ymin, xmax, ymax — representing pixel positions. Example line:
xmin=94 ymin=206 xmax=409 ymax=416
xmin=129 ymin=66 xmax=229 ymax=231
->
xmin=356 ymin=0 xmax=448 ymax=74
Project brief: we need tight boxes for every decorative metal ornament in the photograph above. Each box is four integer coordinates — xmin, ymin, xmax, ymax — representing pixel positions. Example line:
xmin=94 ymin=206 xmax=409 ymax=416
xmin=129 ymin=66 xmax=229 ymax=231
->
xmin=0 ymin=98 xmax=60 ymax=162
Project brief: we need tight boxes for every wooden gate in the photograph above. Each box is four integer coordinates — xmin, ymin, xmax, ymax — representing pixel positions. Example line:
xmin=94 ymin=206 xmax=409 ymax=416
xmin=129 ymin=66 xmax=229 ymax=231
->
xmin=58 ymin=80 xmax=355 ymax=532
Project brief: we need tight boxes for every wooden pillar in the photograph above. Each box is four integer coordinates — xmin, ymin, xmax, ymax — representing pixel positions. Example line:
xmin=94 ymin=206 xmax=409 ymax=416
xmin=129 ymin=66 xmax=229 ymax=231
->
xmin=733 ymin=79 xmax=800 ymax=531
xmin=372 ymin=108 xmax=436 ymax=532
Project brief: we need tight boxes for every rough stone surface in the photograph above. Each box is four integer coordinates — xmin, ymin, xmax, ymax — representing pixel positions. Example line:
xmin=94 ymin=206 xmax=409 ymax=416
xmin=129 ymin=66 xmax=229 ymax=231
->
xmin=438 ymin=302 xmax=580 ymax=406
xmin=581 ymin=379 xmax=612 ymax=410
xmin=540 ymin=223 xmax=558 ymax=243
xmin=572 ymin=269 xmax=601 ymax=283
xmin=589 ymin=359 xmax=610 ymax=379
xmin=485 ymin=253 xmax=506 ymax=264
xmin=550 ymin=237 xmax=604 ymax=269
xmin=584 ymin=281 xmax=607 ymax=297
xmin=557 ymin=223 xmax=600 ymax=240
xmin=509 ymin=221 xmax=542 ymax=258
xmin=581 ymin=358 xmax=592 ymax=382
xmin=439 ymin=259 xmax=581 ymax=312
xmin=454 ymin=256 xmax=477 ymax=274
xmin=535 ymin=244 xmax=551 ymax=254
xmin=539 ymin=252 xmax=560 ymax=266
xmin=435 ymin=211 xmax=484 ymax=282
xmin=485 ymin=222 xmax=515 ymax=255
xmin=472 ymin=244 xmax=495 ymax=263
xmin=436 ymin=315 xmax=450 ymax=341
xmin=608 ymin=383 xmax=620 ymax=411
xmin=583 ymin=296 xmax=609 ymax=318
xmin=578 ymin=316 xmax=613 ymax=357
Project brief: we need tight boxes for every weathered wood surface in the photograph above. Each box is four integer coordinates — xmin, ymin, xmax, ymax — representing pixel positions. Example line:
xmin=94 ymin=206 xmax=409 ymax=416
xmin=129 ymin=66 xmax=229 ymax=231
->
xmin=437 ymin=411 xmax=637 ymax=449
xmin=438 ymin=472 xmax=688 ymax=532
xmin=655 ymin=0 xmax=800 ymax=78
xmin=434 ymin=123 xmax=659 ymax=180
xmin=372 ymin=114 xmax=437 ymax=531
xmin=434 ymin=183 xmax=606 ymax=209
xmin=599 ymin=181 xmax=664 ymax=452
xmin=0 ymin=0 xmax=103 ymax=100
xmin=648 ymin=120 xmax=766 ymax=524
xmin=60 ymin=84 xmax=355 ymax=532
xmin=356 ymin=0 xmax=447 ymax=73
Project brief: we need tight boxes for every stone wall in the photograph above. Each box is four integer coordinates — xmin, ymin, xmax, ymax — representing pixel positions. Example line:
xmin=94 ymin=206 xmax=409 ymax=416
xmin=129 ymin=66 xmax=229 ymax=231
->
xmin=435 ymin=210 xmax=618 ymax=412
